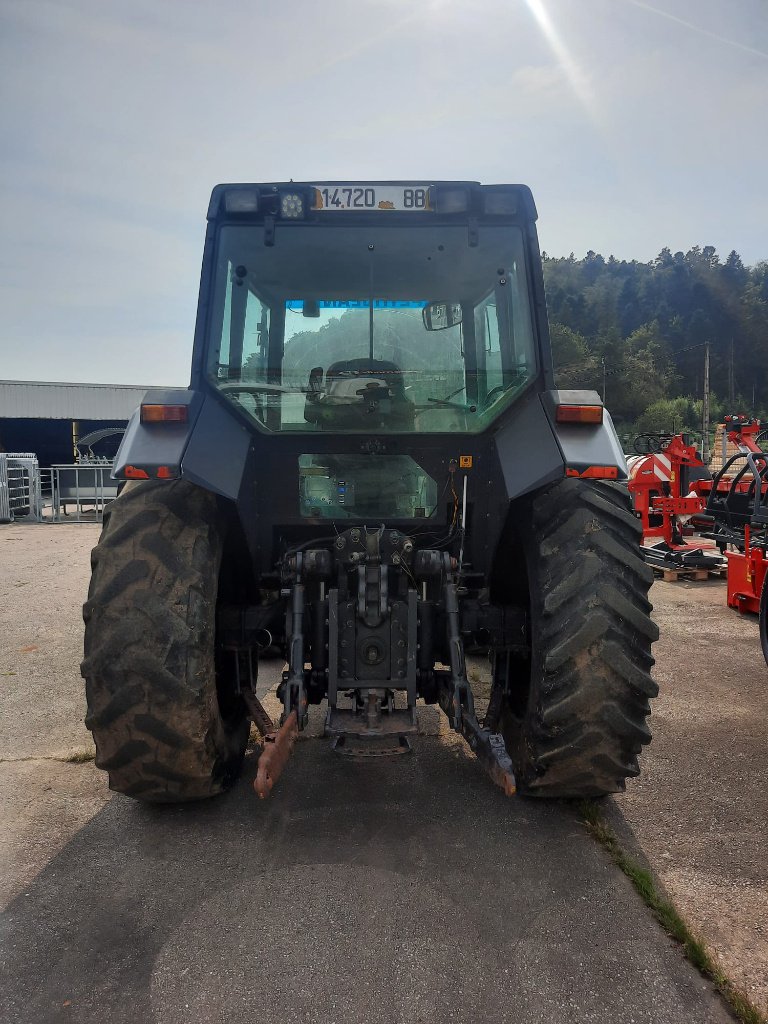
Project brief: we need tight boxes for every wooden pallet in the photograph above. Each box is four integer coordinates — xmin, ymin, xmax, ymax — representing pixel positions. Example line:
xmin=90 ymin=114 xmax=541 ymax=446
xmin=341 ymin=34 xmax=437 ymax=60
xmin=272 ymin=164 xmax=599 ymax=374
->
xmin=705 ymin=565 xmax=728 ymax=579
xmin=651 ymin=565 xmax=726 ymax=582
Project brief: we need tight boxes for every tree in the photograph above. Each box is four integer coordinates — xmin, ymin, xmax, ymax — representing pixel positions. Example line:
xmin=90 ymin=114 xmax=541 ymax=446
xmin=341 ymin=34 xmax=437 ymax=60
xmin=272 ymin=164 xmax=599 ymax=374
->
xmin=550 ymin=323 xmax=600 ymax=390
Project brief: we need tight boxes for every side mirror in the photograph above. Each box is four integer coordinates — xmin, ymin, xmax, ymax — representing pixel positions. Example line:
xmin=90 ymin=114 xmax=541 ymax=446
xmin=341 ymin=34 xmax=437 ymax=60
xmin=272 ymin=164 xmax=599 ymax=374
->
xmin=422 ymin=302 xmax=462 ymax=331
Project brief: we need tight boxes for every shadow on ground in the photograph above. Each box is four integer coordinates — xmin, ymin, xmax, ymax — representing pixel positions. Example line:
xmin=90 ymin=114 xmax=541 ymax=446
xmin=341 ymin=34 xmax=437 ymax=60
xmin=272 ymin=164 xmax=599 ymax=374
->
xmin=1 ymin=736 xmax=733 ymax=1024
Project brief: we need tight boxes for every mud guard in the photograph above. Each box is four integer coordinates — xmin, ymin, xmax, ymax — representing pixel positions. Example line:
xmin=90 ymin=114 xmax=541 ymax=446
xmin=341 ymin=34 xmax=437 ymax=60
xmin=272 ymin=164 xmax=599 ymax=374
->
xmin=493 ymin=389 xmax=626 ymax=505
xmin=541 ymin=389 xmax=628 ymax=481
xmin=113 ymin=389 xmax=251 ymax=501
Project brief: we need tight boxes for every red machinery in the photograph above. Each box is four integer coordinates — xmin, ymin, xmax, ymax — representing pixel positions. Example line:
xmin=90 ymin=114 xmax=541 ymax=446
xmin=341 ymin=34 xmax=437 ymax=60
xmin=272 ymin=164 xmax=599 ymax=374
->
xmin=627 ymin=418 xmax=768 ymax=665
xmin=627 ymin=434 xmax=707 ymax=547
xmin=725 ymin=527 xmax=767 ymax=615
xmin=627 ymin=433 xmax=719 ymax=571
xmin=705 ymin=416 xmax=768 ymax=619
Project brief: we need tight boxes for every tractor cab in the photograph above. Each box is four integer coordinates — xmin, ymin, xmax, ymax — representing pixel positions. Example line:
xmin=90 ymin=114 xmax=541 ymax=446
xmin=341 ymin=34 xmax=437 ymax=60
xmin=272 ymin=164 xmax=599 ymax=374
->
xmin=203 ymin=182 xmax=541 ymax=438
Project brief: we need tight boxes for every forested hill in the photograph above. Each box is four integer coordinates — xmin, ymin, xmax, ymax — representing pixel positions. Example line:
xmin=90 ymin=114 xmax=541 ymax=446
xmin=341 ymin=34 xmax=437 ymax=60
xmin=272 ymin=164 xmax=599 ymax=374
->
xmin=543 ymin=248 xmax=768 ymax=433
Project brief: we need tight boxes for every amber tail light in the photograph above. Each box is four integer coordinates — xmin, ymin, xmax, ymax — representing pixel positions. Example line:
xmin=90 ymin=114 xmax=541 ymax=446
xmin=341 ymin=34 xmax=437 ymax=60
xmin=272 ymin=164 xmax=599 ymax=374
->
xmin=140 ymin=404 xmax=188 ymax=424
xmin=555 ymin=404 xmax=603 ymax=425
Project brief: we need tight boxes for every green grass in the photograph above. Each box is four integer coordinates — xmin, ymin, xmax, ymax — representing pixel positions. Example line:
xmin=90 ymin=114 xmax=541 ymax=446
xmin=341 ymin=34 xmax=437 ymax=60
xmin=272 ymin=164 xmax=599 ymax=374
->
xmin=62 ymin=747 xmax=96 ymax=764
xmin=579 ymin=800 xmax=766 ymax=1024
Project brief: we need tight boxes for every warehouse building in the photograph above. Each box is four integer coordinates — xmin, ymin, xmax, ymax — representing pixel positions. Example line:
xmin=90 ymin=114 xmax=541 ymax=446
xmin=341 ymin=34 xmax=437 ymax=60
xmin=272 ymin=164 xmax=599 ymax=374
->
xmin=0 ymin=380 xmax=175 ymax=465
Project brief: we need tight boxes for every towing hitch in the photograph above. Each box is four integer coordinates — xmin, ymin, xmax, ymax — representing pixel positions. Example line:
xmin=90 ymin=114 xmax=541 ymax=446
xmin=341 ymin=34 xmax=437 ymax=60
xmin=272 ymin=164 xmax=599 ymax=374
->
xmin=438 ymin=578 xmax=516 ymax=797
xmin=253 ymin=709 xmax=299 ymax=799
xmin=239 ymin=687 xmax=300 ymax=799
xmin=218 ymin=604 xmax=303 ymax=799
xmin=229 ymin=539 xmax=518 ymax=801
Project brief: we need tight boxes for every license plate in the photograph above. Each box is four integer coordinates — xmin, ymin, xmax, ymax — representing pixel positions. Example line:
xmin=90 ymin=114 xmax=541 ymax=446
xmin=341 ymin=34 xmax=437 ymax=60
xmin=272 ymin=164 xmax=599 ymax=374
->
xmin=312 ymin=184 xmax=432 ymax=212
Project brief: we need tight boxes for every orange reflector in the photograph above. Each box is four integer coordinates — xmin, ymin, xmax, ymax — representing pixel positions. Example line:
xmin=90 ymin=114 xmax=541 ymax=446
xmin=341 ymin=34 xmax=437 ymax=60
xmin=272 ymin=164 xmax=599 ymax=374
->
xmin=566 ymin=466 xmax=619 ymax=479
xmin=556 ymin=404 xmax=603 ymax=424
xmin=124 ymin=465 xmax=150 ymax=479
xmin=140 ymin=404 xmax=188 ymax=424
xmin=156 ymin=466 xmax=177 ymax=479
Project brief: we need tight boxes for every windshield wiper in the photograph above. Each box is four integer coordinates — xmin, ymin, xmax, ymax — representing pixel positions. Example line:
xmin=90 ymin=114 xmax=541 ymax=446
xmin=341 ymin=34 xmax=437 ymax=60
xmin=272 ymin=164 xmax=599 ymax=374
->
xmin=219 ymin=381 xmax=305 ymax=394
xmin=426 ymin=397 xmax=477 ymax=412
xmin=485 ymin=373 xmax=527 ymax=403
xmin=425 ymin=384 xmax=476 ymax=412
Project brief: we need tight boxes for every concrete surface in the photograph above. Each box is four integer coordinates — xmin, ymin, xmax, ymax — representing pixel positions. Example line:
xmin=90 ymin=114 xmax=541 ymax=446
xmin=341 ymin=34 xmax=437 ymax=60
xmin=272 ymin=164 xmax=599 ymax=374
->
xmin=616 ymin=578 xmax=768 ymax=1015
xmin=0 ymin=522 xmax=747 ymax=1023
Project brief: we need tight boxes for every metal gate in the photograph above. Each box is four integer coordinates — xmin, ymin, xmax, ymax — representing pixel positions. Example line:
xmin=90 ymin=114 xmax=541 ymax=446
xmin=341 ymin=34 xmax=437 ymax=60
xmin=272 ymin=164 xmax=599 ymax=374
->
xmin=44 ymin=462 xmax=118 ymax=522
xmin=0 ymin=453 xmax=42 ymax=523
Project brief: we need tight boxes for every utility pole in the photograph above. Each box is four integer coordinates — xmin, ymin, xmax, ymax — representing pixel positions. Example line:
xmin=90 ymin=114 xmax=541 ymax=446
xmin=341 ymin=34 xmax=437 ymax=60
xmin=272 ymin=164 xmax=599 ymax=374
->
xmin=702 ymin=341 xmax=710 ymax=463
xmin=601 ymin=357 xmax=606 ymax=404
xmin=728 ymin=337 xmax=734 ymax=406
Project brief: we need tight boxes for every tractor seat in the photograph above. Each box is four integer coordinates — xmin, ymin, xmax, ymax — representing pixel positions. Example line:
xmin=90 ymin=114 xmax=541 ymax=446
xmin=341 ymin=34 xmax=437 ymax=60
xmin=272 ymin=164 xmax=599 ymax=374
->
xmin=304 ymin=359 xmax=414 ymax=428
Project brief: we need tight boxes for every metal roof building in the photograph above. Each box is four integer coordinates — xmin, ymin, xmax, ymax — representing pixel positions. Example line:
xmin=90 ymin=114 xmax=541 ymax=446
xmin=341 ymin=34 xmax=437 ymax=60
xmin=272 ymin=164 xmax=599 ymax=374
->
xmin=0 ymin=380 xmax=182 ymax=467
xmin=0 ymin=380 xmax=175 ymax=420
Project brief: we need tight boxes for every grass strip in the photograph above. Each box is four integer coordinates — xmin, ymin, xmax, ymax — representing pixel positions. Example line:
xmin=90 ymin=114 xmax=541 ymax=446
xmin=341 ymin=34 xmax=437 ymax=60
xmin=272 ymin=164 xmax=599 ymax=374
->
xmin=63 ymin=747 xmax=96 ymax=763
xmin=0 ymin=748 xmax=97 ymax=765
xmin=579 ymin=800 xmax=766 ymax=1024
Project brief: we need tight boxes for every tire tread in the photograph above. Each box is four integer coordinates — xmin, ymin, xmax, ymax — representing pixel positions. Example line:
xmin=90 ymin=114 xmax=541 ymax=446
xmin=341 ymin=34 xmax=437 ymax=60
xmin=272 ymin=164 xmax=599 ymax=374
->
xmin=82 ymin=479 xmax=248 ymax=802
xmin=500 ymin=478 xmax=658 ymax=798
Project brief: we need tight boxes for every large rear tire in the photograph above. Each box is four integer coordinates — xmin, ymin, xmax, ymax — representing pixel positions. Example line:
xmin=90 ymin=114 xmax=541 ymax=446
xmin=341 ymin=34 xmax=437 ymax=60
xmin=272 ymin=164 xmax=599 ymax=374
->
xmin=492 ymin=478 xmax=659 ymax=798
xmin=81 ymin=479 xmax=249 ymax=802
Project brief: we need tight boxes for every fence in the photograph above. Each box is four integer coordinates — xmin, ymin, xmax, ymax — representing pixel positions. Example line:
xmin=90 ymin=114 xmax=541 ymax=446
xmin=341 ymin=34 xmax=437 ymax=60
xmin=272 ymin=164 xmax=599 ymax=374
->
xmin=0 ymin=453 xmax=42 ymax=523
xmin=41 ymin=463 xmax=118 ymax=522
xmin=0 ymin=455 xmax=117 ymax=524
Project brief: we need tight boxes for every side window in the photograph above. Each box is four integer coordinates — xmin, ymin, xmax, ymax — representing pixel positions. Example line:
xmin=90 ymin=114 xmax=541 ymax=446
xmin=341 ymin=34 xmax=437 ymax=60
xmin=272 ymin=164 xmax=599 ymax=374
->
xmin=474 ymin=296 xmax=505 ymax=400
xmin=242 ymin=291 xmax=269 ymax=380
xmin=215 ymin=262 xmax=270 ymax=381
xmin=508 ymin=259 xmax=535 ymax=373
xmin=214 ymin=261 xmax=234 ymax=377
xmin=484 ymin=302 xmax=504 ymax=395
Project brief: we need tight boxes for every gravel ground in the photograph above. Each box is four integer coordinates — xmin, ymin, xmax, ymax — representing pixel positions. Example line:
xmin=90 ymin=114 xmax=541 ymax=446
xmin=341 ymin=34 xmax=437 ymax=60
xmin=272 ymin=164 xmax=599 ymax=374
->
xmin=0 ymin=525 xmax=105 ymax=906
xmin=1 ymin=521 xmax=765 ymax=1019
xmin=0 ymin=524 xmax=95 ymax=760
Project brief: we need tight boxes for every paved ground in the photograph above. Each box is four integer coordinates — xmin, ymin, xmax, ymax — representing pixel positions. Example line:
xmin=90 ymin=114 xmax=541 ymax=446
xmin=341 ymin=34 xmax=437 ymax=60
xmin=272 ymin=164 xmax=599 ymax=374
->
xmin=616 ymin=579 xmax=768 ymax=1014
xmin=0 ymin=522 xmax=755 ymax=1023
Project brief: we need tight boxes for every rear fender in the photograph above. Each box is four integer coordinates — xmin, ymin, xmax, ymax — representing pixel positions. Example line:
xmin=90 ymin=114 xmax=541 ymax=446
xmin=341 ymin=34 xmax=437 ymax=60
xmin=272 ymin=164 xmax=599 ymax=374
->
xmin=113 ymin=389 xmax=251 ymax=501
xmin=541 ymin=389 xmax=627 ymax=481
xmin=492 ymin=389 xmax=626 ymax=505
xmin=490 ymin=391 xmax=627 ymax=604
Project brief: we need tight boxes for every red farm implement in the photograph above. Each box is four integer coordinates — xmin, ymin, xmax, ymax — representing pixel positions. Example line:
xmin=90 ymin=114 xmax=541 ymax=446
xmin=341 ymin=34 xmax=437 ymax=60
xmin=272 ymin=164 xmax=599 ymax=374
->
xmin=627 ymin=417 xmax=768 ymax=665
xmin=704 ymin=417 xmax=768 ymax=619
xmin=627 ymin=433 xmax=721 ymax=572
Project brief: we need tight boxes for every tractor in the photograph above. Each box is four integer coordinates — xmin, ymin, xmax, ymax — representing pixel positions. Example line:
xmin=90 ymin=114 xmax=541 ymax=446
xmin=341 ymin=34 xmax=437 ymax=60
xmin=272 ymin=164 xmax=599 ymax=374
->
xmin=82 ymin=181 xmax=658 ymax=802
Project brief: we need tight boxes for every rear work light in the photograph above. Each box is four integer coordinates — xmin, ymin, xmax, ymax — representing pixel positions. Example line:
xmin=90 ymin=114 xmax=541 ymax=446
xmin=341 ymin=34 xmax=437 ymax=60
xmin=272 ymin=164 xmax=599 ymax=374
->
xmin=223 ymin=189 xmax=260 ymax=213
xmin=556 ymin=404 xmax=603 ymax=425
xmin=140 ymin=404 xmax=188 ymax=424
xmin=432 ymin=187 xmax=469 ymax=214
xmin=483 ymin=189 xmax=518 ymax=215
xmin=280 ymin=191 xmax=305 ymax=219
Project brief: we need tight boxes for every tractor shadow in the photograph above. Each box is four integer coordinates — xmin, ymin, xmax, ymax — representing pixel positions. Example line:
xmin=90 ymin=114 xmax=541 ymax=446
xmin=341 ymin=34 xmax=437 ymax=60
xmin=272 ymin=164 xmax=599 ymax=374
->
xmin=0 ymin=735 xmax=728 ymax=1024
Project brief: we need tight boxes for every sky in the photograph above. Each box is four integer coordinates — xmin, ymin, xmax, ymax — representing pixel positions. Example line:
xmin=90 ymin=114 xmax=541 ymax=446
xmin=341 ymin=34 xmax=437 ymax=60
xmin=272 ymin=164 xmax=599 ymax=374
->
xmin=1 ymin=0 xmax=766 ymax=386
